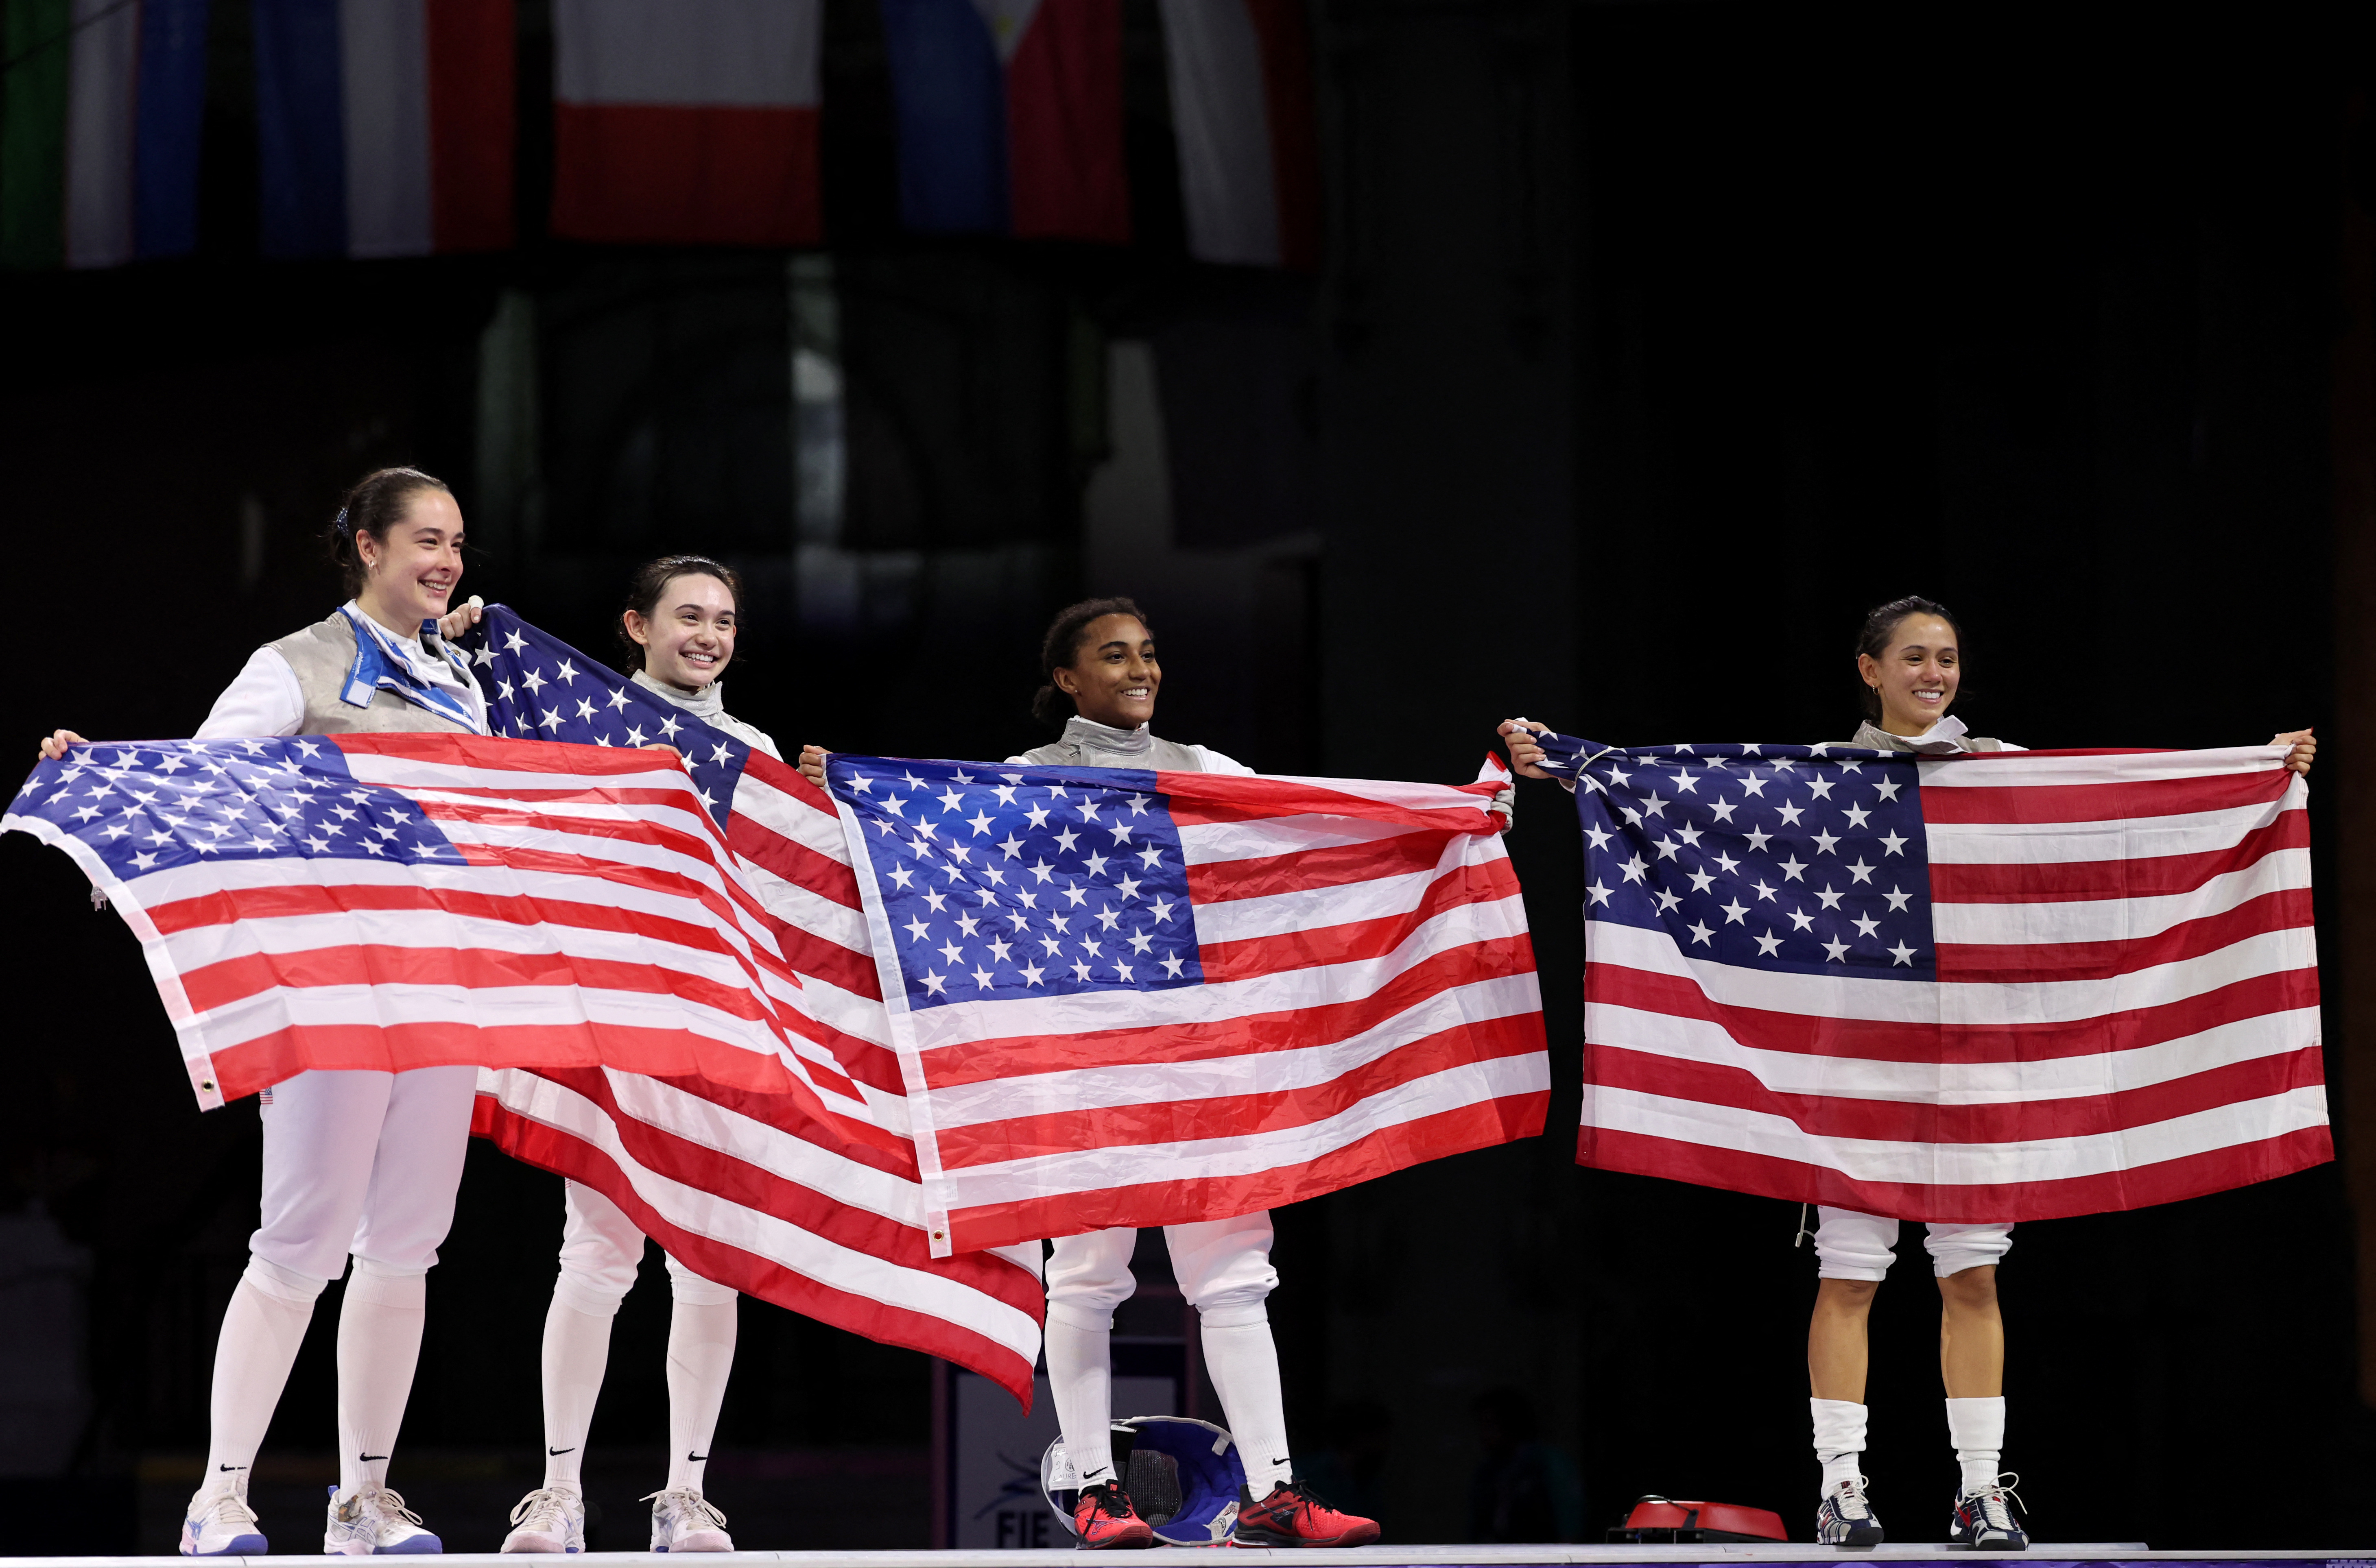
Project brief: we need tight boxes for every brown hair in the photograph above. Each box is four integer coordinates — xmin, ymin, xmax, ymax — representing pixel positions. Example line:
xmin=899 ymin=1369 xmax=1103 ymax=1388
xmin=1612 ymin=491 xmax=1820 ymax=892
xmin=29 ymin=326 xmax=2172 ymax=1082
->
xmin=618 ymin=554 xmax=745 ymax=672
xmin=1031 ymin=596 xmax=1149 ymax=728
xmin=326 ymin=467 xmax=452 ymax=596
xmin=1854 ymin=594 xmax=1962 ymax=720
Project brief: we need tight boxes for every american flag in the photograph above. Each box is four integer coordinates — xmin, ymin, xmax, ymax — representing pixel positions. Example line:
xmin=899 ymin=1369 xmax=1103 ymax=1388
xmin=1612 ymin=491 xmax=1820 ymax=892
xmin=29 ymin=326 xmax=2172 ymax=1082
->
xmin=823 ymin=752 xmax=1551 ymax=1258
xmin=1530 ymin=732 xmax=2329 ymax=1219
xmin=3 ymin=608 xmax=1043 ymax=1400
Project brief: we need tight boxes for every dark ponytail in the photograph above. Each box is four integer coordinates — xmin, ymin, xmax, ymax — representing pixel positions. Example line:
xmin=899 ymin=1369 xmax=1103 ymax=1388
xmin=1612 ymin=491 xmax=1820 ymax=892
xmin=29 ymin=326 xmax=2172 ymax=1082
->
xmin=618 ymin=554 xmax=744 ymax=672
xmin=1031 ymin=596 xmax=1148 ymax=728
xmin=1854 ymin=595 xmax=1961 ymax=720
xmin=326 ymin=467 xmax=451 ymax=596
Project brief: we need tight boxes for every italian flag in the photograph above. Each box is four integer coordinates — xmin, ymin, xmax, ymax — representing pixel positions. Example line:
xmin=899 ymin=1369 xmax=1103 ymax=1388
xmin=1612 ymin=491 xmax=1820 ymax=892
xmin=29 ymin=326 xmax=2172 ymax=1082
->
xmin=0 ymin=0 xmax=208 ymax=270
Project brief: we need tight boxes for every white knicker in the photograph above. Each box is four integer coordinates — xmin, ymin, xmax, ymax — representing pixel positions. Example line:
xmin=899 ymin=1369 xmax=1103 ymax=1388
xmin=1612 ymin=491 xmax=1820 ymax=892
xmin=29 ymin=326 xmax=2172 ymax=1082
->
xmin=554 ymin=1179 xmax=736 ymax=1315
xmin=1815 ymin=1206 xmax=2014 ymax=1282
xmin=1045 ymin=1210 xmax=1278 ymax=1331
xmin=249 ymin=1066 xmax=478 ymax=1289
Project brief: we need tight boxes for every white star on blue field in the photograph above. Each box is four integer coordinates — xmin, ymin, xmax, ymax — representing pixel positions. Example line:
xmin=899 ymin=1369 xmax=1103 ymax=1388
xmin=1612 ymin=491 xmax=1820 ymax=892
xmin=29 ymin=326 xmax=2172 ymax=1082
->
xmin=828 ymin=756 xmax=1204 ymax=1010
xmin=1538 ymin=738 xmax=1937 ymax=982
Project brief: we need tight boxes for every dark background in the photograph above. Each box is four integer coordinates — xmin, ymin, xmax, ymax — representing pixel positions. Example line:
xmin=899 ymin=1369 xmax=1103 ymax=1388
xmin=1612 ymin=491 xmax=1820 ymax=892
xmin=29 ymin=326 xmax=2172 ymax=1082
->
xmin=5 ymin=0 xmax=2375 ymax=1552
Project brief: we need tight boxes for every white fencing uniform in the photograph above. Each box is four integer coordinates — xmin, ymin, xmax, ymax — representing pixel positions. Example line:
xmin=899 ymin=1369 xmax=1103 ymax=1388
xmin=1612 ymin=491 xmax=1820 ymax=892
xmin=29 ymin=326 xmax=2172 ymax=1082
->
xmin=1009 ymin=717 xmax=1300 ymax=1499
xmin=1810 ymin=716 xmax=2022 ymax=1509
xmin=190 ymin=602 xmax=488 ymax=1514
xmin=1818 ymin=717 xmax=2021 ymax=1281
xmin=528 ymin=669 xmax=775 ymax=1503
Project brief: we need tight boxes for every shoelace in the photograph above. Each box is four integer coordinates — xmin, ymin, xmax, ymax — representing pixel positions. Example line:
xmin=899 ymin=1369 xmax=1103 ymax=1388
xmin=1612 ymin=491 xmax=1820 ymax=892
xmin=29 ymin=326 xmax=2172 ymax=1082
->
xmin=1832 ymin=1479 xmax=1876 ymax=1520
xmin=1259 ymin=1479 xmax=1341 ymax=1520
xmin=200 ymin=1490 xmax=260 ymax=1527
xmin=509 ymin=1489 xmax=577 ymax=1529
xmin=640 ymin=1489 xmax=729 ymax=1530
xmin=1965 ymin=1473 xmax=2024 ymax=1531
xmin=1078 ymin=1483 xmax=1138 ymax=1522
xmin=367 ymin=1489 xmax=427 ymax=1529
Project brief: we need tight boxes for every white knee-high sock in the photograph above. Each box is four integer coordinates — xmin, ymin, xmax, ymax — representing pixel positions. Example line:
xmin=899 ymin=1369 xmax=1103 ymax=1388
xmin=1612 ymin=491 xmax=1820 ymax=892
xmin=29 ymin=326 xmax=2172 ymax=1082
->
xmin=1201 ymin=1317 xmax=1292 ymax=1497
xmin=663 ymin=1298 xmax=737 ymax=1493
xmin=336 ymin=1263 xmax=427 ymax=1498
xmin=540 ymin=1294 xmax=616 ymax=1491
xmin=1044 ymin=1317 xmax=1118 ymax=1489
xmin=1811 ymin=1398 xmax=1868 ymax=1496
xmin=200 ymin=1271 xmax=319 ymax=1497
xmin=1946 ymin=1396 xmax=2005 ymax=1494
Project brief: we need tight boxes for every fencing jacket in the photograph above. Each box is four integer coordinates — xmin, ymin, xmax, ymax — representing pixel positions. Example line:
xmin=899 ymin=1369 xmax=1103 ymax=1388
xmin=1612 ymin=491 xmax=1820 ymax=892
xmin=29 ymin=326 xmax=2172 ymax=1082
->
xmin=199 ymin=603 xmax=488 ymax=739
xmin=1007 ymin=715 xmax=1254 ymax=775
xmin=1848 ymin=715 xmax=2022 ymax=754
xmin=630 ymin=669 xmax=782 ymax=760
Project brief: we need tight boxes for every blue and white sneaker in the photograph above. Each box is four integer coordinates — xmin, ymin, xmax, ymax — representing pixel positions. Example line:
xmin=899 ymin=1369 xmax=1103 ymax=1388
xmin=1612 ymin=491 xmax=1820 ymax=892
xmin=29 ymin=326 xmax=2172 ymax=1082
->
xmin=643 ymin=1488 xmax=733 ymax=1553
xmin=1815 ymin=1475 xmax=1883 ymax=1547
xmin=325 ymin=1485 xmax=443 ymax=1554
xmin=1949 ymin=1474 xmax=2028 ymax=1551
xmin=501 ymin=1487 xmax=585 ymax=1553
xmin=180 ymin=1483 xmax=268 ymax=1555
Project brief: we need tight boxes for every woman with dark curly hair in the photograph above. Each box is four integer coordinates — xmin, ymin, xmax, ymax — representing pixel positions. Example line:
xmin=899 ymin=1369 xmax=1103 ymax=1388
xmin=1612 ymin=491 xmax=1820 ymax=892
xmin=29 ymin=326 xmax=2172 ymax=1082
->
xmin=799 ymin=598 xmax=1380 ymax=1551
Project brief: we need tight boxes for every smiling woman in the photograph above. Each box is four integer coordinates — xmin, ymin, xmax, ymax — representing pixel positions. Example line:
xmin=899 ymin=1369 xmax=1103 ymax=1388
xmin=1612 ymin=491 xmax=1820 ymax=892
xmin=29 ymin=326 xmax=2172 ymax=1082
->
xmin=496 ymin=551 xmax=777 ymax=1559
xmin=1491 ymin=591 xmax=2318 ymax=1555
xmin=29 ymin=465 xmax=492 ymax=1558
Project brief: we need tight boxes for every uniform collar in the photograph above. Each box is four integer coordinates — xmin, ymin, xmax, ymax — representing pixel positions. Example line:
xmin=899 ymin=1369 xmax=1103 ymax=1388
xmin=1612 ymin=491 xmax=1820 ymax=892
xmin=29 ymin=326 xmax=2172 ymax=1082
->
xmin=1060 ymin=715 xmax=1154 ymax=760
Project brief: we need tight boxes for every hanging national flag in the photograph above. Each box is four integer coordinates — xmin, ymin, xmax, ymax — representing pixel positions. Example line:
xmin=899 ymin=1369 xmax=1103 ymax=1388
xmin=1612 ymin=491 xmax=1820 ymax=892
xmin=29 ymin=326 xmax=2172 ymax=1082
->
xmin=0 ymin=0 xmax=207 ymax=270
xmin=1529 ymin=732 xmax=2329 ymax=1220
xmin=551 ymin=0 xmax=823 ymax=247
xmin=878 ymin=0 xmax=1128 ymax=243
xmin=825 ymin=752 xmax=1549 ymax=1256
xmin=1154 ymin=0 xmax=1319 ymax=268
xmin=251 ymin=0 xmax=514 ymax=260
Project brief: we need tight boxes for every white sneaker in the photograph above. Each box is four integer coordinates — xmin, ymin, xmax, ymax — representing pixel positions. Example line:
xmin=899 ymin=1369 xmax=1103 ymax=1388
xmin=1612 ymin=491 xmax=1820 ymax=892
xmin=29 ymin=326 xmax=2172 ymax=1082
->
xmin=325 ymin=1485 xmax=443 ymax=1555
xmin=502 ymin=1487 xmax=586 ymax=1554
xmin=180 ymin=1483 xmax=268 ymax=1556
xmin=644 ymin=1488 xmax=733 ymax=1552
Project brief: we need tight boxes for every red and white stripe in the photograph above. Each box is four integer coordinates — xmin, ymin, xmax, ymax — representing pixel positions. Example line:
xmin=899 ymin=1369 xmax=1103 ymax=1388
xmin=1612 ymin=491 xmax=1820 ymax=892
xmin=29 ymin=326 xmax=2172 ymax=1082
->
xmin=1579 ymin=744 xmax=2329 ymax=1221
xmin=845 ymin=770 xmax=1551 ymax=1258
xmin=54 ymin=733 xmax=1040 ymax=1398
xmin=551 ymin=0 xmax=823 ymax=246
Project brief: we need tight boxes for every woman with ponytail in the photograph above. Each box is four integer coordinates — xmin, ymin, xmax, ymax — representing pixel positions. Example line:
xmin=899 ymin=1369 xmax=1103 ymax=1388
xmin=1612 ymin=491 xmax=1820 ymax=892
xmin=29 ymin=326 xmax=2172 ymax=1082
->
xmin=496 ymin=556 xmax=769 ymax=1558
xmin=1499 ymin=595 xmax=2314 ymax=1554
xmin=40 ymin=467 xmax=487 ymax=1557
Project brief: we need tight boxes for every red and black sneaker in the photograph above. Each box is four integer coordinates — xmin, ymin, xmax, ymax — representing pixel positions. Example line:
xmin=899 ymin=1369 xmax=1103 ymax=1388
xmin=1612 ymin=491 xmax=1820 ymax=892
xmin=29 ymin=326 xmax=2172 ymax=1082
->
xmin=1233 ymin=1480 xmax=1381 ymax=1548
xmin=1071 ymin=1483 xmax=1155 ymax=1549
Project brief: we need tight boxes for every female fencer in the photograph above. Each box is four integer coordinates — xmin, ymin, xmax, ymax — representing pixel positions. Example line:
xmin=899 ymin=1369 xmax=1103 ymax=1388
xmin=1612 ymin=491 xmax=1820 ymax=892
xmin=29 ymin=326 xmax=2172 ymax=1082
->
xmin=1498 ymin=594 xmax=2315 ymax=1552
xmin=41 ymin=467 xmax=489 ymax=1556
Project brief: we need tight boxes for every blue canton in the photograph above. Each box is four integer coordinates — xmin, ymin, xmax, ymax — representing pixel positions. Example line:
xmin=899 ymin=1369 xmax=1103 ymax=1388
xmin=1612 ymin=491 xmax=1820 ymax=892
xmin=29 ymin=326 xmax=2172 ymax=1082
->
xmin=457 ymin=606 xmax=749 ymax=828
xmin=1531 ymin=733 xmax=1937 ymax=981
xmin=825 ymin=755 xmax=1203 ymax=1011
xmin=7 ymin=738 xmax=463 ymax=878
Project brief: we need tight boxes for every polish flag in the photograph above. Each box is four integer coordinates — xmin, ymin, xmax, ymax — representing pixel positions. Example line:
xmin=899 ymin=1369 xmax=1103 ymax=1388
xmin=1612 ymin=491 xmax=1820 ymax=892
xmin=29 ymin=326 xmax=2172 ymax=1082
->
xmin=252 ymin=0 xmax=515 ymax=260
xmin=552 ymin=0 xmax=824 ymax=248
xmin=1155 ymin=0 xmax=1319 ymax=269
xmin=878 ymin=0 xmax=1129 ymax=244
